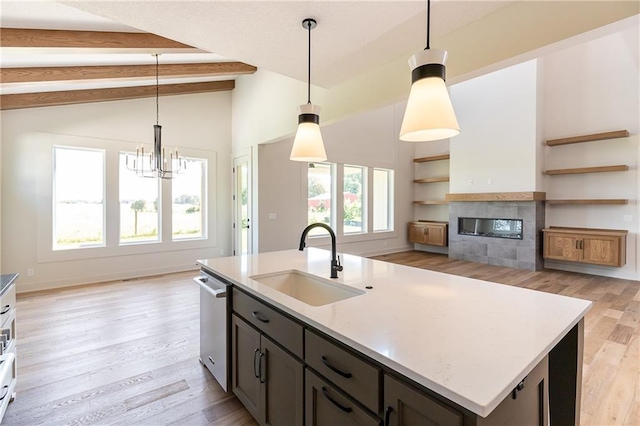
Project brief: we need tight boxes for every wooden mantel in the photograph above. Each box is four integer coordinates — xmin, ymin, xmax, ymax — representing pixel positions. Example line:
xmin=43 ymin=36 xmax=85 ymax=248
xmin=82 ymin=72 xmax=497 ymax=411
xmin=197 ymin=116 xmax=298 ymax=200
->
xmin=445 ymin=192 xmax=546 ymax=202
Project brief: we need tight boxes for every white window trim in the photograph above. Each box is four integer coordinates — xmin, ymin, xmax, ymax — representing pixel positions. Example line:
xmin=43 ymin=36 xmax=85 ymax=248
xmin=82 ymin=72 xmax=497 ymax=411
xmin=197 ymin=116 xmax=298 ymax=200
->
xmin=36 ymin=132 xmax=217 ymax=263
xmin=304 ymin=161 xmax=397 ymax=245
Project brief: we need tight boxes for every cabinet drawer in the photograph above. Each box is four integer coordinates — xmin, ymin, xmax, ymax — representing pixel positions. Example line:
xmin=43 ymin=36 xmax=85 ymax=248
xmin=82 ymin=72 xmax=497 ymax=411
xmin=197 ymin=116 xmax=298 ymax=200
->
xmin=305 ymin=329 xmax=380 ymax=413
xmin=305 ymin=369 xmax=379 ymax=426
xmin=0 ymin=352 xmax=16 ymax=422
xmin=0 ymin=285 xmax=16 ymax=328
xmin=232 ymin=288 xmax=303 ymax=358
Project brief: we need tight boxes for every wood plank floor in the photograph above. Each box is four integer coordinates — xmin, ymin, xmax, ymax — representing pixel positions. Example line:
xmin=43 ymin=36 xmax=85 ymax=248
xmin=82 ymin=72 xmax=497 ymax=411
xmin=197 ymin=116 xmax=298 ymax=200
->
xmin=4 ymin=272 xmax=257 ymax=426
xmin=4 ymin=251 xmax=639 ymax=425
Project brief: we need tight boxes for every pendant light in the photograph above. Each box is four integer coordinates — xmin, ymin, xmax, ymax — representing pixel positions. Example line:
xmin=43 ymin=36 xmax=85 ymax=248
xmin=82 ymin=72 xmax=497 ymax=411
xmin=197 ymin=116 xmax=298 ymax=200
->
xmin=126 ymin=54 xmax=185 ymax=178
xmin=399 ymin=0 xmax=460 ymax=142
xmin=290 ymin=18 xmax=327 ymax=162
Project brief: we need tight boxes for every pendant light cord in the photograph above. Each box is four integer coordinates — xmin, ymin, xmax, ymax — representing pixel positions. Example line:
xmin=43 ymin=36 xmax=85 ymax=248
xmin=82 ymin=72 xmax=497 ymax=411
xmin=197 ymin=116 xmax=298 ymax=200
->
xmin=426 ymin=0 xmax=431 ymax=50
xmin=307 ymin=20 xmax=311 ymax=105
xmin=155 ymin=54 xmax=159 ymax=126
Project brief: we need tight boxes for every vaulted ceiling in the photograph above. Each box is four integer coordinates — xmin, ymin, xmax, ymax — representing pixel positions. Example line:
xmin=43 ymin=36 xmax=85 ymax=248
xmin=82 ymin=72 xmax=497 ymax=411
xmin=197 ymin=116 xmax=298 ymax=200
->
xmin=1 ymin=1 xmax=638 ymax=111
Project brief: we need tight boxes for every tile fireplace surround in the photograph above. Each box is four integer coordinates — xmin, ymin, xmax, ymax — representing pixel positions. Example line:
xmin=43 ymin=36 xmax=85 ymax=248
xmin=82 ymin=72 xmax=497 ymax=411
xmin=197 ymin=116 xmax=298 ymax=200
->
xmin=448 ymin=198 xmax=545 ymax=271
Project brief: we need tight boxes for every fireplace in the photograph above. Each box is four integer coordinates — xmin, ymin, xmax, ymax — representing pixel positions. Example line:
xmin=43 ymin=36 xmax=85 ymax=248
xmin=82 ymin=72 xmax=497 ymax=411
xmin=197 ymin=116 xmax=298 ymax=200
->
xmin=449 ymin=201 xmax=544 ymax=271
xmin=458 ymin=218 xmax=523 ymax=240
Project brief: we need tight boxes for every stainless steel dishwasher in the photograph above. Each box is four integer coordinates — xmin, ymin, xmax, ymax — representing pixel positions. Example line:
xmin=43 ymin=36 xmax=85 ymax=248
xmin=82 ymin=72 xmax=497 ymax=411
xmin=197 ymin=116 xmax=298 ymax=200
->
xmin=193 ymin=270 xmax=230 ymax=391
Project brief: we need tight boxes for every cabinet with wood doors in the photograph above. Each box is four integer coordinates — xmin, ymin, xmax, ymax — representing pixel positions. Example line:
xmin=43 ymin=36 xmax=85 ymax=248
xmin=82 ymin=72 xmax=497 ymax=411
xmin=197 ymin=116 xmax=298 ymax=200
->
xmin=542 ymin=227 xmax=627 ymax=267
xmin=408 ymin=221 xmax=448 ymax=247
xmin=231 ymin=289 xmax=304 ymax=425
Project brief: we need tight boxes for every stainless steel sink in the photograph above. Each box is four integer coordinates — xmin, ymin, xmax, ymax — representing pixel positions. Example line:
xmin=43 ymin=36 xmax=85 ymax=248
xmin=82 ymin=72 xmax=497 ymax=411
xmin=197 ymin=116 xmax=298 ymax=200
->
xmin=249 ymin=270 xmax=364 ymax=306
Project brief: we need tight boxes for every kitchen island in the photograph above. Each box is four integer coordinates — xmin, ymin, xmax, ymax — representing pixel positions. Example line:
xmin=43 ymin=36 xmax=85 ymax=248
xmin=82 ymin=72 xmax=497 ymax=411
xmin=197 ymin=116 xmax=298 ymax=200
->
xmin=198 ymin=248 xmax=591 ymax=425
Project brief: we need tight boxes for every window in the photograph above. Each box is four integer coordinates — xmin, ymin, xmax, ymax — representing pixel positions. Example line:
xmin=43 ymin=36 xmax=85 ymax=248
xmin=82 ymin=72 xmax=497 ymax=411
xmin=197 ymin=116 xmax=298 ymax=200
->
xmin=308 ymin=163 xmax=333 ymax=235
xmin=173 ymin=158 xmax=206 ymax=240
xmin=306 ymin=163 xmax=394 ymax=238
xmin=373 ymin=168 xmax=394 ymax=232
xmin=343 ymin=165 xmax=366 ymax=234
xmin=53 ymin=146 xmax=105 ymax=250
xmin=119 ymin=152 xmax=160 ymax=244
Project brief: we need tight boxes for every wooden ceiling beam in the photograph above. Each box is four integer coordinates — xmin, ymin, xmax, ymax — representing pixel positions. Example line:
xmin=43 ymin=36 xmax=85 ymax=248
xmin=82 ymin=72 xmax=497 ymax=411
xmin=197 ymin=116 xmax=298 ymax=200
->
xmin=1 ymin=28 xmax=194 ymax=49
xmin=0 ymin=80 xmax=235 ymax=110
xmin=1 ymin=62 xmax=257 ymax=84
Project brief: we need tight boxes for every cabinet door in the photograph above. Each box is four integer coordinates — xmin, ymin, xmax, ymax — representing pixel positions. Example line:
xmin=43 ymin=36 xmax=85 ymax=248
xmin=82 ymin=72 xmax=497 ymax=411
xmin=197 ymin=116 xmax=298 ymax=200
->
xmin=425 ymin=225 xmax=447 ymax=247
xmin=408 ymin=223 xmax=428 ymax=244
xmin=305 ymin=369 xmax=379 ymax=426
xmin=231 ymin=314 xmax=261 ymax=421
xmin=581 ymin=235 xmax=623 ymax=267
xmin=260 ymin=336 xmax=304 ymax=426
xmin=543 ymin=233 xmax=580 ymax=262
xmin=384 ymin=374 xmax=462 ymax=426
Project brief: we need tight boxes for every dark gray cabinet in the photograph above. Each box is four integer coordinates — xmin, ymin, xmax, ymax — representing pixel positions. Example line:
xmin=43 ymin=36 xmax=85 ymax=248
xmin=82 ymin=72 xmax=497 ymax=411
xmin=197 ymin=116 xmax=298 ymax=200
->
xmin=231 ymin=313 xmax=261 ymax=420
xmin=305 ymin=369 xmax=380 ymax=426
xmin=384 ymin=374 xmax=463 ymax=426
xmin=231 ymin=313 xmax=304 ymax=426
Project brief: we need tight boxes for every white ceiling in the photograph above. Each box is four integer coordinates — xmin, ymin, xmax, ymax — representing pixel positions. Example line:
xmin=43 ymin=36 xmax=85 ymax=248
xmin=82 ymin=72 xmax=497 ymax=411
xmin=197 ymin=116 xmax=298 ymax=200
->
xmin=0 ymin=0 xmax=516 ymax=93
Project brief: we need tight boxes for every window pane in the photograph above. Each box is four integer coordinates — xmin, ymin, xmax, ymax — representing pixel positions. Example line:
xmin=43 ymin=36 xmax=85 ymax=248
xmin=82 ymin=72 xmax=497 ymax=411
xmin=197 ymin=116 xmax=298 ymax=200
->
xmin=308 ymin=163 xmax=333 ymax=235
xmin=119 ymin=152 xmax=160 ymax=244
xmin=343 ymin=165 xmax=365 ymax=234
xmin=373 ymin=168 xmax=394 ymax=232
xmin=53 ymin=147 xmax=105 ymax=250
xmin=173 ymin=158 xmax=206 ymax=240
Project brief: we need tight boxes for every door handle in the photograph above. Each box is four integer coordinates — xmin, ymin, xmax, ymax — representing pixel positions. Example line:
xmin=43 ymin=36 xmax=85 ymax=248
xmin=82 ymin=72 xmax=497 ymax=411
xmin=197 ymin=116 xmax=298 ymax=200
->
xmin=253 ymin=348 xmax=260 ymax=378
xmin=384 ymin=406 xmax=394 ymax=426
xmin=321 ymin=356 xmax=352 ymax=378
xmin=251 ymin=311 xmax=270 ymax=323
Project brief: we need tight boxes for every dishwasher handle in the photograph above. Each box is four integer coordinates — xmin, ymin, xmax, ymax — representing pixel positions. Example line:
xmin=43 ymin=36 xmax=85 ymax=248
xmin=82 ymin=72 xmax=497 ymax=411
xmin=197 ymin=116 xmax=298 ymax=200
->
xmin=193 ymin=276 xmax=228 ymax=298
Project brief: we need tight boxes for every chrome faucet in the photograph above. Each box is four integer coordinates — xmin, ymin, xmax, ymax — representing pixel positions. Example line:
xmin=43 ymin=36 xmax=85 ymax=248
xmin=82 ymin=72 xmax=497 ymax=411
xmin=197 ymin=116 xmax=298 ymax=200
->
xmin=299 ymin=223 xmax=343 ymax=279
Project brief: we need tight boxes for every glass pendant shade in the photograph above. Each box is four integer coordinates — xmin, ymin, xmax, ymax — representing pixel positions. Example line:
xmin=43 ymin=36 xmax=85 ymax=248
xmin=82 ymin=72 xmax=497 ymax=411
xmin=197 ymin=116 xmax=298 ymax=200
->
xmin=400 ymin=49 xmax=460 ymax=142
xmin=290 ymin=103 xmax=327 ymax=162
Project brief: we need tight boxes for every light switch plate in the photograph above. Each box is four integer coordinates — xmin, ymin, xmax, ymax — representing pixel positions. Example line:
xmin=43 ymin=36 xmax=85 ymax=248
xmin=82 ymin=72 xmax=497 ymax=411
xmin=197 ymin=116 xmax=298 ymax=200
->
xmin=269 ymin=213 xmax=277 ymax=220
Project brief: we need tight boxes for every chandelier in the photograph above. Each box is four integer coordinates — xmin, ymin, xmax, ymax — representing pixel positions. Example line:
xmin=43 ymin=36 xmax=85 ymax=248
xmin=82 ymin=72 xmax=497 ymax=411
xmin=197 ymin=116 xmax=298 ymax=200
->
xmin=127 ymin=54 xmax=185 ymax=179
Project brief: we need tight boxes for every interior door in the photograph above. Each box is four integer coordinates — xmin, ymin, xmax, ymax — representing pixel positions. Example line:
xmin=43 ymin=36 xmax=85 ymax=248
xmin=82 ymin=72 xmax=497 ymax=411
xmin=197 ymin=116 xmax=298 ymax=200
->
xmin=233 ymin=154 xmax=252 ymax=255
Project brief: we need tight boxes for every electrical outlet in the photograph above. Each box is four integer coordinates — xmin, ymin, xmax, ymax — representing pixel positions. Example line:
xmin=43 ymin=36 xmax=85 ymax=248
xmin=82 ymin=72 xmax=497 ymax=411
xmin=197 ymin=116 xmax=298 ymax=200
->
xmin=27 ymin=268 xmax=34 ymax=277
xmin=269 ymin=213 xmax=277 ymax=220
xmin=623 ymin=215 xmax=633 ymax=222
xmin=468 ymin=179 xmax=473 ymax=186
xmin=487 ymin=178 xmax=492 ymax=185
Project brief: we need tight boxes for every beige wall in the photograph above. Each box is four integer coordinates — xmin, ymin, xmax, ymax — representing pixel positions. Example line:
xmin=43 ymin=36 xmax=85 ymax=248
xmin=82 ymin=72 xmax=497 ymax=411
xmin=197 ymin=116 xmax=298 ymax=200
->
xmin=448 ymin=60 xmax=540 ymax=193
xmin=542 ymin=23 xmax=639 ymax=280
xmin=1 ymin=92 xmax=232 ymax=292
xmin=257 ymin=103 xmax=415 ymax=257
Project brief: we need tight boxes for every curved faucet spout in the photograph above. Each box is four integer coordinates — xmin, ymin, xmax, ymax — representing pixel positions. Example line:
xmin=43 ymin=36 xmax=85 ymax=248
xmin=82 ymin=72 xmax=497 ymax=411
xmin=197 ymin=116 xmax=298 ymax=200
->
xmin=299 ymin=223 xmax=343 ymax=278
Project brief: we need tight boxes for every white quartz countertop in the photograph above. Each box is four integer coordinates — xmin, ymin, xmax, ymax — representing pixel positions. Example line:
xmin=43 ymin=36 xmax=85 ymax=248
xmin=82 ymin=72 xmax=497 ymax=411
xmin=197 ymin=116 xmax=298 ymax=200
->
xmin=198 ymin=248 xmax=591 ymax=417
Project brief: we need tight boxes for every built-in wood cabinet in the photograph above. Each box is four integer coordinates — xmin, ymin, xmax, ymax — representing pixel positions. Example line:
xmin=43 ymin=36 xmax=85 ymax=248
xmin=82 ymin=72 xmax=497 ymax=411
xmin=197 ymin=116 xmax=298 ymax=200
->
xmin=408 ymin=221 xmax=448 ymax=247
xmin=542 ymin=227 xmax=627 ymax=267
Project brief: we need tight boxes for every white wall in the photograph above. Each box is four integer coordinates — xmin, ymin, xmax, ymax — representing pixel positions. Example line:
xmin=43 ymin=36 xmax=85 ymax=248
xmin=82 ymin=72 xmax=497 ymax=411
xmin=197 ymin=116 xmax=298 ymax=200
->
xmin=543 ymin=24 xmax=639 ymax=280
xmin=1 ymin=92 xmax=232 ymax=292
xmin=257 ymin=103 xmax=414 ymax=257
xmin=449 ymin=60 xmax=540 ymax=193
